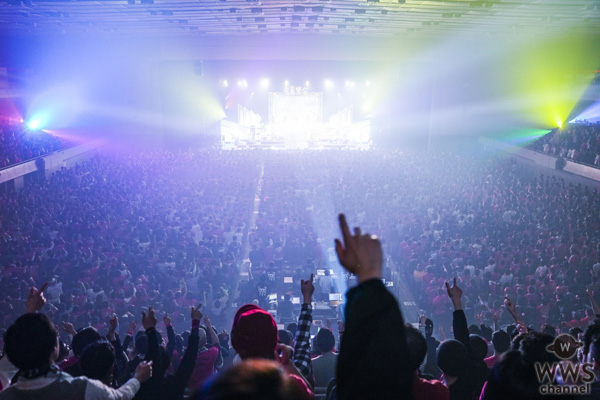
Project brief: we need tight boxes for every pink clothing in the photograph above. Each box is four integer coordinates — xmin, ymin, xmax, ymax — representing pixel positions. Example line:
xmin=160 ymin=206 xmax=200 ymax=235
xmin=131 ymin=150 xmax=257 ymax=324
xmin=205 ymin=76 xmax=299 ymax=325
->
xmin=484 ymin=355 xmax=499 ymax=369
xmin=413 ymin=372 xmax=450 ymax=400
xmin=187 ymin=346 xmax=219 ymax=390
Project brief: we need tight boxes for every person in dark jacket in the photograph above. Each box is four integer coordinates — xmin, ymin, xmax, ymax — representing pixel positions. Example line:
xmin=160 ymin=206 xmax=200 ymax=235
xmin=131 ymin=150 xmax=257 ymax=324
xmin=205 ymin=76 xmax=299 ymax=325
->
xmin=334 ymin=214 xmax=413 ymax=400
xmin=133 ymin=305 xmax=202 ymax=400
xmin=438 ymin=278 xmax=489 ymax=400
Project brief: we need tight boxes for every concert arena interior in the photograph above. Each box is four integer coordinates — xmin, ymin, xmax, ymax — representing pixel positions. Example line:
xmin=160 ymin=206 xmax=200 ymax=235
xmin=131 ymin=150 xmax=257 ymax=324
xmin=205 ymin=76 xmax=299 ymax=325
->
xmin=1 ymin=1 xmax=600 ymax=399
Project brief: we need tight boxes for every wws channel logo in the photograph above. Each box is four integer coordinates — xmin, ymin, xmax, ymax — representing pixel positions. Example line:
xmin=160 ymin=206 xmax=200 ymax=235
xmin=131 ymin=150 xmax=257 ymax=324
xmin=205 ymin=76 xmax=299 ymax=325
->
xmin=534 ymin=334 xmax=595 ymax=395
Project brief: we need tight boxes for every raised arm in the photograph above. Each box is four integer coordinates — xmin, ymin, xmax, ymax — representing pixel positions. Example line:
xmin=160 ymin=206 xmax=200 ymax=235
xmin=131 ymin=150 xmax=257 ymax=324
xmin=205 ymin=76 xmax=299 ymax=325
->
xmin=586 ymin=289 xmax=600 ymax=317
xmin=205 ymin=316 xmax=223 ymax=369
xmin=335 ymin=214 xmax=412 ymax=400
xmin=164 ymin=313 xmax=176 ymax=357
xmin=446 ymin=278 xmax=469 ymax=349
xmin=504 ymin=296 xmax=527 ymax=333
xmin=108 ymin=315 xmax=129 ymax=386
xmin=492 ymin=312 xmax=500 ymax=332
xmin=293 ymin=274 xmax=314 ymax=382
xmin=25 ymin=282 xmax=48 ymax=313
xmin=122 ymin=321 xmax=136 ymax=351
xmin=142 ymin=306 xmax=164 ymax=380
xmin=170 ymin=305 xmax=203 ymax=400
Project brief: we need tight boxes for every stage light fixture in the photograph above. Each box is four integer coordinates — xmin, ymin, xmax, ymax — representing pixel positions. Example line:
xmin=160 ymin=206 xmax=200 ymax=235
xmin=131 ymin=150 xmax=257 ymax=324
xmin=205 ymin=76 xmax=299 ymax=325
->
xmin=305 ymin=80 xmax=310 ymax=87
xmin=324 ymin=79 xmax=334 ymax=89
xmin=27 ymin=119 xmax=42 ymax=130
xmin=284 ymin=80 xmax=289 ymax=87
xmin=260 ymin=78 xmax=270 ymax=89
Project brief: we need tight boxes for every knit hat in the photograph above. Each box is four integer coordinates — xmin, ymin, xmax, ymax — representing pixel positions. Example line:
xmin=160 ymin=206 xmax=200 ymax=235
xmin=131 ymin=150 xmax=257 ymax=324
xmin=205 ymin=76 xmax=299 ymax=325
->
xmin=231 ymin=304 xmax=278 ymax=360
xmin=437 ymin=339 xmax=469 ymax=377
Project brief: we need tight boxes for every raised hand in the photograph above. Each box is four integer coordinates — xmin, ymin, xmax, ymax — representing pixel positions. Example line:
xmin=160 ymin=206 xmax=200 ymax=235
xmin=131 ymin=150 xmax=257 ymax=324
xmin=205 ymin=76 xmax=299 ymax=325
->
xmin=108 ymin=314 xmax=118 ymax=340
xmin=274 ymin=343 xmax=294 ymax=367
xmin=142 ymin=306 xmax=157 ymax=330
xmin=493 ymin=312 xmax=500 ymax=323
xmin=504 ymin=296 xmax=517 ymax=316
xmin=204 ymin=315 xmax=212 ymax=328
xmin=191 ymin=304 xmax=203 ymax=321
xmin=504 ymin=295 xmax=525 ymax=327
xmin=25 ymin=282 xmax=48 ymax=313
xmin=62 ymin=321 xmax=77 ymax=336
xmin=128 ymin=321 xmax=137 ymax=334
xmin=108 ymin=314 xmax=118 ymax=332
xmin=135 ymin=360 xmax=153 ymax=383
xmin=445 ymin=278 xmax=463 ymax=301
xmin=334 ymin=214 xmax=382 ymax=283
xmin=586 ymin=288 xmax=600 ymax=315
xmin=163 ymin=313 xmax=171 ymax=326
xmin=475 ymin=312 xmax=484 ymax=325
xmin=300 ymin=274 xmax=315 ymax=304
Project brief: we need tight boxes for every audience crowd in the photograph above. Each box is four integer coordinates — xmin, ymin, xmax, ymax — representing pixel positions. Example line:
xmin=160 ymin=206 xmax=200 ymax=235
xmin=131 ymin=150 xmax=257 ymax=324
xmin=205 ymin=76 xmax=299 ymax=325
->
xmin=1 ymin=146 xmax=600 ymax=399
xmin=529 ymin=122 xmax=600 ymax=167
xmin=0 ymin=120 xmax=73 ymax=168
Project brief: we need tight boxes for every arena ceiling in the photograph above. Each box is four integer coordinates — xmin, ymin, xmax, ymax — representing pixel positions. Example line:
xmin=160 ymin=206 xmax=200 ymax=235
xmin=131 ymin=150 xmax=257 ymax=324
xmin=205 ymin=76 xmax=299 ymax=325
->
xmin=0 ymin=0 xmax=598 ymax=39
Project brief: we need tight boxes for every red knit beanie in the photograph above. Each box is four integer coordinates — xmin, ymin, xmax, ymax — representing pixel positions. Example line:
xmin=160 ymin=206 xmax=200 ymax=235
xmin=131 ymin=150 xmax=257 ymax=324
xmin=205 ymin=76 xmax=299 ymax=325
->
xmin=231 ymin=304 xmax=278 ymax=360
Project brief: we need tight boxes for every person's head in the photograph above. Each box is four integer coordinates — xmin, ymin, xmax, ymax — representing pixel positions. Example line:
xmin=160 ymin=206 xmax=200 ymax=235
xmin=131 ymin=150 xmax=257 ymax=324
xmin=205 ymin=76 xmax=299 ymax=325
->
xmin=469 ymin=334 xmax=488 ymax=361
xmin=492 ymin=330 xmax=511 ymax=354
xmin=569 ymin=327 xmax=583 ymax=338
xmin=541 ymin=325 xmax=556 ymax=338
xmin=468 ymin=324 xmax=482 ymax=336
xmin=480 ymin=324 xmax=493 ymax=342
xmin=198 ymin=327 xmax=208 ymax=348
xmin=583 ymin=324 xmax=600 ymax=359
xmin=231 ymin=304 xmax=278 ymax=360
xmin=315 ymin=328 xmax=335 ymax=354
xmin=424 ymin=318 xmax=434 ymax=338
xmin=286 ymin=323 xmax=298 ymax=337
xmin=437 ymin=339 xmax=468 ymax=378
xmin=135 ymin=334 xmax=149 ymax=355
xmin=80 ymin=340 xmax=115 ymax=384
xmin=278 ymin=330 xmax=294 ymax=347
xmin=72 ymin=327 xmax=102 ymax=357
xmin=4 ymin=313 xmax=58 ymax=374
xmin=490 ymin=332 xmax=558 ymax=399
xmin=588 ymin=338 xmax=600 ymax=370
xmin=198 ymin=359 xmax=311 ymax=400
xmin=404 ymin=325 xmax=427 ymax=372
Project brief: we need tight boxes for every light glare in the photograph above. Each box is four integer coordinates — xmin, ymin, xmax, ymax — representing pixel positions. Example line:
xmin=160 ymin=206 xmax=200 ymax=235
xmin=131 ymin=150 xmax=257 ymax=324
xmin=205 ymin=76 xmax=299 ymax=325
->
xmin=27 ymin=119 xmax=42 ymax=130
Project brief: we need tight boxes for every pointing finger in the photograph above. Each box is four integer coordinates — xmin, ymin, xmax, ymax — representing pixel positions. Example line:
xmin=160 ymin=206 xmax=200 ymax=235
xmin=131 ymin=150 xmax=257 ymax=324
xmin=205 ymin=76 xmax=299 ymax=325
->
xmin=339 ymin=214 xmax=352 ymax=246
xmin=39 ymin=282 xmax=49 ymax=293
